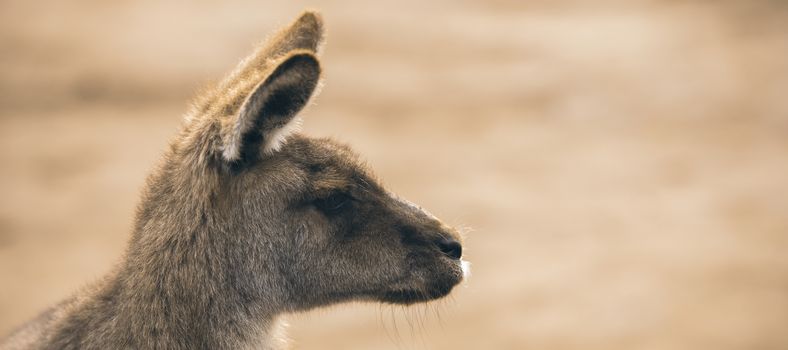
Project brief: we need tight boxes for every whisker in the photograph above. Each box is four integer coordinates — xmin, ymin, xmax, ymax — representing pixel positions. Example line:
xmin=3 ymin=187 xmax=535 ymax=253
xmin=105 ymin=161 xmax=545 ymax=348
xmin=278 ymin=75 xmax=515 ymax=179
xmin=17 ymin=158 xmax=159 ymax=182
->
xmin=390 ymin=305 xmax=402 ymax=346
xmin=379 ymin=304 xmax=397 ymax=346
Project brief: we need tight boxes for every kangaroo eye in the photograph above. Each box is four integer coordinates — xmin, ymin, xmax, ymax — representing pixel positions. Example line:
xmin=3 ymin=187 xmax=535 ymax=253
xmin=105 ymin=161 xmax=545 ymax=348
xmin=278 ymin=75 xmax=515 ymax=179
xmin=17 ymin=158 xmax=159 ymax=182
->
xmin=313 ymin=192 xmax=351 ymax=215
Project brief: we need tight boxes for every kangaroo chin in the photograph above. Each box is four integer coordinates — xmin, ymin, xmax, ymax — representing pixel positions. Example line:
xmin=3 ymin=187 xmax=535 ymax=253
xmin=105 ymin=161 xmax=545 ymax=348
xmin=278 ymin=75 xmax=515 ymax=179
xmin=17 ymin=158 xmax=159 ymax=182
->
xmin=0 ymin=10 xmax=466 ymax=350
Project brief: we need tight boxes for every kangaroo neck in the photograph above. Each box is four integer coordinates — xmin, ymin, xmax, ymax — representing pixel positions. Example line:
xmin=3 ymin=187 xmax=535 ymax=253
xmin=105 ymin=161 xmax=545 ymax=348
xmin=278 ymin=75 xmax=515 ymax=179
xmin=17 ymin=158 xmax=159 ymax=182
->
xmin=46 ymin=221 xmax=288 ymax=349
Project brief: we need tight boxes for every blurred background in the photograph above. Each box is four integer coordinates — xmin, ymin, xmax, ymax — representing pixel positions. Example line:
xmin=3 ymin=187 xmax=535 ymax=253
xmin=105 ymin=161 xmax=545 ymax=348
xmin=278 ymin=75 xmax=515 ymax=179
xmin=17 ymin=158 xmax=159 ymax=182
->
xmin=1 ymin=0 xmax=787 ymax=349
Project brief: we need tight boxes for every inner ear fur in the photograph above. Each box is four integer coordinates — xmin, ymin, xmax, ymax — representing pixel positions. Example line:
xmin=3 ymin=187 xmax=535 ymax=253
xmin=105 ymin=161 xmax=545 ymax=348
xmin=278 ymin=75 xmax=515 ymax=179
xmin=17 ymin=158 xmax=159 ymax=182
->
xmin=220 ymin=51 xmax=321 ymax=163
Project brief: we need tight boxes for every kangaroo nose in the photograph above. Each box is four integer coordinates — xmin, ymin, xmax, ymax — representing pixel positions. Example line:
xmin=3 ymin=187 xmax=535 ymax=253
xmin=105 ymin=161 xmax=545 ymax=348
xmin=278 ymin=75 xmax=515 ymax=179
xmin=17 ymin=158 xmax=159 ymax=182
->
xmin=436 ymin=237 xmax=462 ymax=260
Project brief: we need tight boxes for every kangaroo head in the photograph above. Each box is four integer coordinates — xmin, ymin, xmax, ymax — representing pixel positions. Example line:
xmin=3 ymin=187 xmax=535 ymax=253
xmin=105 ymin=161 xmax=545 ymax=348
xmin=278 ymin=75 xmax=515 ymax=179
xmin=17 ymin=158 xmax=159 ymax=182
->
xmin=135 ymin=11 xmax=466 ymax=315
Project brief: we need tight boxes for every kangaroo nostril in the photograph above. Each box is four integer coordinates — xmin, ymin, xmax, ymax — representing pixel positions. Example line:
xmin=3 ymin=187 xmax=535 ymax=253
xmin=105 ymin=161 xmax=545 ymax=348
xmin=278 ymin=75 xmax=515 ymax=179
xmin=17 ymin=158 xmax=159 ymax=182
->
xmin=436 ymin=237 xmax=462 ymax=260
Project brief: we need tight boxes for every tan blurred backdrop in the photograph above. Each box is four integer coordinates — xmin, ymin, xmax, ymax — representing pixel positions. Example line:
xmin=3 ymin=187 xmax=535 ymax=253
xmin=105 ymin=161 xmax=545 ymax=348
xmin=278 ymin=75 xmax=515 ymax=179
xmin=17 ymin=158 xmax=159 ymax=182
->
xmin=1 ymin=0 xmax=788 ymax=349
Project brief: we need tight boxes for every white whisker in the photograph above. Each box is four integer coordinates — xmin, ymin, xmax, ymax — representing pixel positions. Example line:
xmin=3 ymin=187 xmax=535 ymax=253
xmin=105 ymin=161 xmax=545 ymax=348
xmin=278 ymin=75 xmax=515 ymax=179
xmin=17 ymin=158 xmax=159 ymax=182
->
xmin=461 ymin=259 xmax=472 ymax=281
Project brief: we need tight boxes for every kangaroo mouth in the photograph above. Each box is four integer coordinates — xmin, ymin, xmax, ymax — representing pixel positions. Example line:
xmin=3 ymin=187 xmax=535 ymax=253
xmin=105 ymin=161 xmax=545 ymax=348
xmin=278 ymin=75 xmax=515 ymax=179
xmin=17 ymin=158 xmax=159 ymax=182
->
xmin=381 ymin=284 xmax=455 ymax=305
xmin=381 ymin=259 xmax=466 ymax=305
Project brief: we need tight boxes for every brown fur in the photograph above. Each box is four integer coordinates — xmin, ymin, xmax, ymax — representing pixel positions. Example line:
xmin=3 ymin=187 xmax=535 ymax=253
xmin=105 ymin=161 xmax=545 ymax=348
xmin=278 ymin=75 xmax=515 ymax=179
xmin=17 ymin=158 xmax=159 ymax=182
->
xmin=0 ymin=11 xmax=464 ymax=350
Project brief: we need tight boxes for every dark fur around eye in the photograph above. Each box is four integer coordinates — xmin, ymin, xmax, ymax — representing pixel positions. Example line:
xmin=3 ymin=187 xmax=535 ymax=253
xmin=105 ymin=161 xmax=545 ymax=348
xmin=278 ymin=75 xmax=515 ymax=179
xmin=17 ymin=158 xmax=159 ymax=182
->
xmin=313 ymin=192 xmax=352 ymax=216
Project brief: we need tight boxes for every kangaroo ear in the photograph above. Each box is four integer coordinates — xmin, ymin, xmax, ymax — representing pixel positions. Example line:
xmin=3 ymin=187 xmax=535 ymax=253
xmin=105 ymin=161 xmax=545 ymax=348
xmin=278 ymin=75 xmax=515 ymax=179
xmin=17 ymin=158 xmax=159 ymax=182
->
xmin=267 ymin=11 xmax=324 ymax=57
xmin=222 ymin=11 xmax=324 ymax=86
xmin=220 ymin=51 xmax=321 ymax=162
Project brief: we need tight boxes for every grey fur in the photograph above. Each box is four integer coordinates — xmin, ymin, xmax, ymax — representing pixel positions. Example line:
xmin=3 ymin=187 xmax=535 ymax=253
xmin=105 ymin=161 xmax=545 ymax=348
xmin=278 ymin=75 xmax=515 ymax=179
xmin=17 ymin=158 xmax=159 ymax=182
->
xmin=0 ymin=10 xmax=464 ymax=350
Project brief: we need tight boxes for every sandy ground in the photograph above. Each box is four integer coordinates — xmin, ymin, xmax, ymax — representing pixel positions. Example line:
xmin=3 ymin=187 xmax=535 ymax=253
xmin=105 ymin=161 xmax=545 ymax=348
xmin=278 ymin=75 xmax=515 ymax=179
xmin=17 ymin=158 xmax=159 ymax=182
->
xmin=1 ymin=1 xmax=788 ymax=349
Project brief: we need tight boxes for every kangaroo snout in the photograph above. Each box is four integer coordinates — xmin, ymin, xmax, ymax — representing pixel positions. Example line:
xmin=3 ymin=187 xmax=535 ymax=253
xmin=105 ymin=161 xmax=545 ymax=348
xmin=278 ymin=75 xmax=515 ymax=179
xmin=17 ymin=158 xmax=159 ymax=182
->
xmin=436 ymin=237 xmax=462 ymax=260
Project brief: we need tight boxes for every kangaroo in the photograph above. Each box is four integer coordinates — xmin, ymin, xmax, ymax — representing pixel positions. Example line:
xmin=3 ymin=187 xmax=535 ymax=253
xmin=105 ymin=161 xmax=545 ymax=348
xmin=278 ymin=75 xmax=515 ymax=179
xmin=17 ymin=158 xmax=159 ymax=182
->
xmin=0 ymin=10 xmax=467 ymax=350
